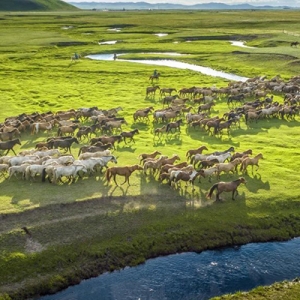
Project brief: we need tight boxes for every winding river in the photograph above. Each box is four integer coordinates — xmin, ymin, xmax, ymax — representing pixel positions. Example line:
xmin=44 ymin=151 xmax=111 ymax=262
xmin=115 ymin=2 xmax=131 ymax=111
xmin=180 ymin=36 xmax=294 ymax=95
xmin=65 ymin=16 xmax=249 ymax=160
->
xmin=41 ymin=238 xmax=300 ymax=300
xmin=85 ymin=53 xmax=249 ymax=82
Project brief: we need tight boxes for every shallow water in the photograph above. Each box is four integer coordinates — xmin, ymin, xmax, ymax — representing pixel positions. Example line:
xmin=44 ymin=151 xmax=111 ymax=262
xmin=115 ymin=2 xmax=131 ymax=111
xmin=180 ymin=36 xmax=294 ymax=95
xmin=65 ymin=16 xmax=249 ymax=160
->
xmin=230 ymin=40 xmax=256 ymax=49
xmin=41 ymin=238 xmax=300 ymax=300
xmin=86 ymin=53 xmax=248 ymax=81
xmin=99 ymin=41 xmax=118 ymax=45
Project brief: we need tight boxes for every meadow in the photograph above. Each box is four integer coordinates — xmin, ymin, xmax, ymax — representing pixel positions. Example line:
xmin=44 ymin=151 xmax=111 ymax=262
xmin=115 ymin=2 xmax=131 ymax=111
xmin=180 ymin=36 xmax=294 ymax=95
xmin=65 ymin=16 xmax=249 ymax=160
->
xmin=1 ymin=9 xmax=300 ymax=299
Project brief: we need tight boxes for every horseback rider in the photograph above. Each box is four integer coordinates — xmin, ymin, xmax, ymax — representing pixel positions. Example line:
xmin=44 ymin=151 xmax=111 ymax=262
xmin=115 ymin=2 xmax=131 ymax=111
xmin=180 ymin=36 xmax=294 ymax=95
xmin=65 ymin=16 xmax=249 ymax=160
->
xmin=113 ymin=53 xmax=117 ymax=60
xmin=74 ymin=52 xmax=79 ymax=60
xmin=153 ymin=69 xmax=158 ymax=76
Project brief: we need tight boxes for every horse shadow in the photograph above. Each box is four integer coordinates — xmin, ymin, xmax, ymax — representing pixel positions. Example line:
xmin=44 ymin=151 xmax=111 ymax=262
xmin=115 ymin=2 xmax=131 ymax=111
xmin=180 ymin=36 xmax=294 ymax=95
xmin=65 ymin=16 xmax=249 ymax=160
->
xmin=243 ymin=173 xmax=270 ymax=193
xmin=165 ymin=134 xmax=182 ymax=145
xmin=116 ymin=145 xmax=137 ymax=153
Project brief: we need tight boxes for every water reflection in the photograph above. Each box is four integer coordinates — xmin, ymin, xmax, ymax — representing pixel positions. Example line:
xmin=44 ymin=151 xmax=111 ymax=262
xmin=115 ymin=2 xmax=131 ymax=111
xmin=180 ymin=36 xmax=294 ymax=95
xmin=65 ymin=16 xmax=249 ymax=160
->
xmin=86 ymin=53 xmax=248 ymax=81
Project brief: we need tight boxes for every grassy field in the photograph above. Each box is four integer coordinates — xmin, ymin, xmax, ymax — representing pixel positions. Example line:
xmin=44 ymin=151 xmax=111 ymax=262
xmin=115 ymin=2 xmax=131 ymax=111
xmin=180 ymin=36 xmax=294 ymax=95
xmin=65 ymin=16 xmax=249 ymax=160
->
xmin=1 ymin=9 xmax=300 ymax=299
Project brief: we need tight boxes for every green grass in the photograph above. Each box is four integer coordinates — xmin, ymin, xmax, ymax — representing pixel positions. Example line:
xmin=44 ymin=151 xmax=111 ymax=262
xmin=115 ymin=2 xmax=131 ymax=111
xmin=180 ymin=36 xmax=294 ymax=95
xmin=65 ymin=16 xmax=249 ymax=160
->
xmin=1 ymin=10 xmax=300 ymax=299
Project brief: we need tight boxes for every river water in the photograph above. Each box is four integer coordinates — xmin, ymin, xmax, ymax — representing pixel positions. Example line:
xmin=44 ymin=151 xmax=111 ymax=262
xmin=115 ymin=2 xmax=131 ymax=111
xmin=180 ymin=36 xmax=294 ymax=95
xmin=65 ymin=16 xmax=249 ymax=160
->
xmin=41 ymin=238 xmax=300 ymax=300
xmin=85 ymin=53 xmax=249 ymax=82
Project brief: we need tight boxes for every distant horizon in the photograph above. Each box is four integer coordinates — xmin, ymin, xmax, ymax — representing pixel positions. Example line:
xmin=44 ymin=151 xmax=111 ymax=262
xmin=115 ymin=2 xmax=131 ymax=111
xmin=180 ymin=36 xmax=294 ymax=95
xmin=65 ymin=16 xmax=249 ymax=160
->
xmin=63 ymin=0 xmax=300 ymax=7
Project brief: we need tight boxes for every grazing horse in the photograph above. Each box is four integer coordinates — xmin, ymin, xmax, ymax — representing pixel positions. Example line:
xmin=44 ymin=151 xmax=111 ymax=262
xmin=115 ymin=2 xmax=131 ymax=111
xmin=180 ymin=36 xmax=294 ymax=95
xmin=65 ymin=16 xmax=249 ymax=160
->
xmin=206 ymin=177 xmax=246 ymax=201
xmin=240 ymin=153 xmax=263 ymax=173
xmin=105 ymin=164 xmax=143 ymax=185
xmin=166 ymin=119 xmax=183 ymax=134
xmin=0 ymin=138 xmax=21 ymax=155
xmin=186 ymin=145 xmax=208 ymax=161
xmin=52 ymin=137 xmax=79 ymax=153
xmin=149 ymin=73 xmax=160 ymax=83
xmin=120 ymin=129 xmax=139 ymax=144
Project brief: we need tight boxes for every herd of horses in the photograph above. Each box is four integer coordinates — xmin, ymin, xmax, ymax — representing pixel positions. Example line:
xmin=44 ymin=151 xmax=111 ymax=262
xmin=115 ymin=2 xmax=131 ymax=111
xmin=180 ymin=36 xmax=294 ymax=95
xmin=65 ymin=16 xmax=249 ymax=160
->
xmin=9 ymin=71 xmax=300 ymax=199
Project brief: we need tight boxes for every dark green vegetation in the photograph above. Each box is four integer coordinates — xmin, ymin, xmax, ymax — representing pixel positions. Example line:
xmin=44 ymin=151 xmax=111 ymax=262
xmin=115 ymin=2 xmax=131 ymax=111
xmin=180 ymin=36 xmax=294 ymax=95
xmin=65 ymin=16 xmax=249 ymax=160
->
xmin=1 ymin=10 xmax=300 ymax=299
xmin=0 ymin=0 xmax=77 ymax=12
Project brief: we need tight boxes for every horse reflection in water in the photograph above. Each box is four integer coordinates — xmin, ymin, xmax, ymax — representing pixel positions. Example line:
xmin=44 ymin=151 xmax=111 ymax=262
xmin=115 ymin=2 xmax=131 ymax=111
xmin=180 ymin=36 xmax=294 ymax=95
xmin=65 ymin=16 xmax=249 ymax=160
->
xmin=206 ymin=177 xmax=246 ymax=201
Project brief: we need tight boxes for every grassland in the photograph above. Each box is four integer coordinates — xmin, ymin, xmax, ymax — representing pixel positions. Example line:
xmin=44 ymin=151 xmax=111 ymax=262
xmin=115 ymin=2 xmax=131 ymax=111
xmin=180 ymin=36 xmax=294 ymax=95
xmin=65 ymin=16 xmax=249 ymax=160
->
xmin=1 ymin=9 xmax=300 ymax=299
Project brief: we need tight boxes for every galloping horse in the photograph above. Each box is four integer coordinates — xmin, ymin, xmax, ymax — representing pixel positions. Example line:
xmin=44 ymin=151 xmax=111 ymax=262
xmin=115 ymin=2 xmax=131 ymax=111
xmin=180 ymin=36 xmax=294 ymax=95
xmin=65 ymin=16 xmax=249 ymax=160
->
xmin=166 ymin=119 xmax=183 ymax=134
xmin=240 ymin=153 xmax=263 ymax=173
xmin=206 ymin=177 xmax=246 ymax=201
xmin=0 ymin=138 xmax=21 ymax=155
xmin=52 ymin=137 xmax=79 ymax=153
xmin=120 ymin=129 xmax=139 ymax=144
xmin=149 ymin=73 xmax=160 ymax=83
xmin=186 ymin=145 xmax=208 ymax=161
xmin=105 ymin=164 xmax=143 ymax=185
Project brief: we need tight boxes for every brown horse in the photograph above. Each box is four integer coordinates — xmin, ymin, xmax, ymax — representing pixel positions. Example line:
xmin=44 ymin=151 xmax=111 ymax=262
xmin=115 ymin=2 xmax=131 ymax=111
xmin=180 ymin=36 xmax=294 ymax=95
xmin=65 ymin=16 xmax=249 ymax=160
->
xmin=0 ymin=128 xmax=21 ymax=141
xmin=0 ymin=138 xmax=21 ymax=155
xmin=154 ymin=125 xmax=167 ymax=137
xmin=166 ymin=119 xmax=183 ymax=134
xmin=105 ymin=164 xmax=143 ymax=185
xmin=146 ymin=85 xmax=160 ymax=97
xmin=138 ymin=150 xmax=161 ymax=165
xmin=98 ymin=135 xmax=123 ymax=149
xmin=149 ymin=73 xmax=160 ymax=83
xmin=120 ymin=129 xmax=139 ymax=144
xmin=52 ymin=137 xmax=79 ymax=153
xmin=186 ymin=145 xmax=208 ymax=161
xmin=240 ymin=153 xmax=263 ymax=173
xmin=230 ymin=149 xmax=253 ymax=162
xmin=206 ymin=177 xmax=246 ymax=201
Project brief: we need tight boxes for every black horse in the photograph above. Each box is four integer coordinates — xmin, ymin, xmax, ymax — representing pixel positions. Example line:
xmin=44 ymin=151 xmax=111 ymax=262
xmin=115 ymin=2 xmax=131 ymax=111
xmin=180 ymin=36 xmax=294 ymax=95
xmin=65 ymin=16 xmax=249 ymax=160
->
xmin=291 ymin=41 xmax=299 ymax=47
xmin=0 ymin=138 xmax=21 ymax=155
xmin=52 ymin=137 xmax=79 ymax=153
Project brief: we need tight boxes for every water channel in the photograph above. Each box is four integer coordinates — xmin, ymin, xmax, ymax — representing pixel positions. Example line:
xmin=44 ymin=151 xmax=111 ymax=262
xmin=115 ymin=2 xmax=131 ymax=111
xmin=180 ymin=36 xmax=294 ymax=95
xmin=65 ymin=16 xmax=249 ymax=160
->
xmin=41 ymin=238 xmax=300 ymax=300
xmin=85 ymin=53 xmax=249 ymax=82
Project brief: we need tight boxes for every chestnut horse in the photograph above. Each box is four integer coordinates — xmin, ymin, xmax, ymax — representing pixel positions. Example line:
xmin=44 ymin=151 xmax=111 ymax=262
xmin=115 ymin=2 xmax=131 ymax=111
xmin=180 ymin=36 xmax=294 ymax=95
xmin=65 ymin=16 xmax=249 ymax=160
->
xmin=206 ymin=177 xmax=246 ymax=201
xmin=240 ymin=153 xmax=263 ymax=173
xmin=105 ymin=164 xmax=143 ymax=185
xmin=186 ymin=145 xmax=208 ymax=161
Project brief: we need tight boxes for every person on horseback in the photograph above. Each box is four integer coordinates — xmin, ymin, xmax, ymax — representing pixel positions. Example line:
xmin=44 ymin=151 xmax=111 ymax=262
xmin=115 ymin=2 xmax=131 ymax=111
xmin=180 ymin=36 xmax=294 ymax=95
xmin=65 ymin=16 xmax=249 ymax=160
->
xmin=153 ymin=69 xmax=158 ymax=76
xmin=74 ymin=52 xmax=79 ymax=60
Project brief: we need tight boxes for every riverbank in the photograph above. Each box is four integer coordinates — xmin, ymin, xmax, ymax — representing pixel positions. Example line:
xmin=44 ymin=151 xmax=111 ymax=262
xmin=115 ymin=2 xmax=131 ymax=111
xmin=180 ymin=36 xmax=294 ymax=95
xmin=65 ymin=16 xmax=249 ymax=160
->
xmin=1 ymin=194 xmax=300 ymax=299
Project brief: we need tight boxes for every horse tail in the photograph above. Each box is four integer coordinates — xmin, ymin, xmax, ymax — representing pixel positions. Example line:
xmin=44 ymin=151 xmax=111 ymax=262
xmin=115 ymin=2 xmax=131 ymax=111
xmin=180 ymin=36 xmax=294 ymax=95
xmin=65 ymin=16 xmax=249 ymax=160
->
xmin=105 ymin=168 xmax=111 ymax=182
xmin=41 ymin=167 xmax=47 ymax=182
xmin=206 ymin=183 xmax=218 ymax=199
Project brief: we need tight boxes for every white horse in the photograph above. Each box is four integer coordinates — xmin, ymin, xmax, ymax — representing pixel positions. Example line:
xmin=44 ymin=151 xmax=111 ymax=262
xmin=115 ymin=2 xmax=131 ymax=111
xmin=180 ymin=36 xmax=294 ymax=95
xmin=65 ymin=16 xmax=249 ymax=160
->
xmin=206 ymin=152 xmax=231 ymax=163
xmin=52 ymin=164 xmax=88 ymax=184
